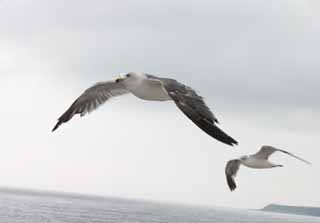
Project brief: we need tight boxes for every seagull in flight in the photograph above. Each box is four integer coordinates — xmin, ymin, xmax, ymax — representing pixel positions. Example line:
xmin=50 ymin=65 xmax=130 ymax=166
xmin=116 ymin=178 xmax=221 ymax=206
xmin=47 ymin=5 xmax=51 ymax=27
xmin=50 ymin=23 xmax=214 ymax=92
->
xmin=225 ymin=145 xmax=310 ymax=191
xmin=52 ymin=72 xmax=238 ymax=146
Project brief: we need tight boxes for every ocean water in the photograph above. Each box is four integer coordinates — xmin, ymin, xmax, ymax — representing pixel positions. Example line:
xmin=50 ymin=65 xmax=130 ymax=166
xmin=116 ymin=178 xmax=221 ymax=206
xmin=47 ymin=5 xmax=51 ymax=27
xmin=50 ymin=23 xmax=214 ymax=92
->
xmin=0 ymin=189 xmax=318 ymax=223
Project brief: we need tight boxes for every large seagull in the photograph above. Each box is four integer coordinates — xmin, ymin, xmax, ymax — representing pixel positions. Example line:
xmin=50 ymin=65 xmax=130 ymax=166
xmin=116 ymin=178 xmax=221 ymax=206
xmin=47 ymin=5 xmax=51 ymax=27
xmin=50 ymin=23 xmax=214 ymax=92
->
xmin=225 ymin=145 xmax=310 ymax=191
xmin=52 ymin=72 xmax=238 ymax=146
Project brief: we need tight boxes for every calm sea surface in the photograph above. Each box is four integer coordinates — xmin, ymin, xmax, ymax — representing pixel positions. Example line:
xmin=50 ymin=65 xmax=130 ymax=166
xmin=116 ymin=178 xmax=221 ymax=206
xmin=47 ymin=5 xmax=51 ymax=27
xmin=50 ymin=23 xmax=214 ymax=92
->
xmin=0 ymin=189 xmax=318 ymax=223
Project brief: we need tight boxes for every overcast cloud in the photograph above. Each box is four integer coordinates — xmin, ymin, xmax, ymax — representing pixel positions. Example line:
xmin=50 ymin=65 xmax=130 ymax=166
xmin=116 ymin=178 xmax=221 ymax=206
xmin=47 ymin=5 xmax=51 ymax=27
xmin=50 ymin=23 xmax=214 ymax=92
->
xmin=0 ymin=0 xmax=319 ymax=209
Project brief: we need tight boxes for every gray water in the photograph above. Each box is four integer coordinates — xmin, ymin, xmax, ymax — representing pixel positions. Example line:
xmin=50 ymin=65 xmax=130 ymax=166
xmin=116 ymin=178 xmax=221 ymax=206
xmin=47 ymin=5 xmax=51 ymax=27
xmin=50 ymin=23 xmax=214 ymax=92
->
xmin=0 ymin=189 xmax=318 ymax=223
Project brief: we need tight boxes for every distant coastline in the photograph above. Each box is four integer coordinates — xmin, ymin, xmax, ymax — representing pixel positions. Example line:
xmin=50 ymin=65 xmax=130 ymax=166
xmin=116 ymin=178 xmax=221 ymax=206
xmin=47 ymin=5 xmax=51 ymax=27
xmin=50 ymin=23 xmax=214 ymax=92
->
xmin=262 ymin=204 xmax=320 ymax=217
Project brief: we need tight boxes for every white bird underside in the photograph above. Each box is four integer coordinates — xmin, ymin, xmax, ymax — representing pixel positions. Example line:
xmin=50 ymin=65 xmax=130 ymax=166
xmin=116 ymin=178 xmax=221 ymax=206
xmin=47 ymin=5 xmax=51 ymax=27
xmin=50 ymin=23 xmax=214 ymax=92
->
xmin=127 ymin=77 xmax=171 ymax=101
xmin=241 ymin=158 xmax=276 ymax=169
xmin=52 ymin=72 xmax=238 ymax=146
xmin=225 ymin=145 xmax=310 ymax=191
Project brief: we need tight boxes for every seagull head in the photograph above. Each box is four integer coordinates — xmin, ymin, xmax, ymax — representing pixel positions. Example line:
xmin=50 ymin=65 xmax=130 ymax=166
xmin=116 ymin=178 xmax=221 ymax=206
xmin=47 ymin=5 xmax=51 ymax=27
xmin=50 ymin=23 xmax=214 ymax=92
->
xmin=115 ymin=72 xmax=140 ymax=83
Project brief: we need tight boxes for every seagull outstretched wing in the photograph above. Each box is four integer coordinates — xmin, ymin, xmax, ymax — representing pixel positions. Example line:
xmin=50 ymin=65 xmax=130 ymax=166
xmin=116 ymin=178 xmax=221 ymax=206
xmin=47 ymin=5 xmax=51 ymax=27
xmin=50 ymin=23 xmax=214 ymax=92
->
xmin=152 ymin=76 xmax=238 ymax=146
xmin=252 ymin=146 xmax=311 ymax=165
xmin=225 ymin=159 xmax=241 ymax=191
xmin=52 ymin=80 xmax=129 ymax=132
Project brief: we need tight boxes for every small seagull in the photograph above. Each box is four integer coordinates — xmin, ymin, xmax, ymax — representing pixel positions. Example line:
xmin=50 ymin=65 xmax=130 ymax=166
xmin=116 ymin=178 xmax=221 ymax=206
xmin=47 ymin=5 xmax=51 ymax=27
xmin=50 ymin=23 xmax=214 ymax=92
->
xmin=52 ymin=72 xmax=238 ymax=146
xmin=225 ymin=145 xmax=311 ymax=191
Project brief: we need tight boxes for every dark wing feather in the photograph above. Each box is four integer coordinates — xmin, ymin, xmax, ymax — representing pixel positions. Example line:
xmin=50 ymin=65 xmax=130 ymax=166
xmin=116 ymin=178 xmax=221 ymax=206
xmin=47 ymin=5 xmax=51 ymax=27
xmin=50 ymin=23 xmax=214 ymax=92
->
xmin=225 ymin=159 xmax=241 ymax=191
xmin=158 ymin=77 xmax=238 ymax=146
xmin=52 ymin=81 xmax=129 ymax=132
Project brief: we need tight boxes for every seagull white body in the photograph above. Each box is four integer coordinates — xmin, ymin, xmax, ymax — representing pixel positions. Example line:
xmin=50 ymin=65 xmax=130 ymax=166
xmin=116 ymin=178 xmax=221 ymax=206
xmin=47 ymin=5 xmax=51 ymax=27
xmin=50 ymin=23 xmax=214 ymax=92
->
xmin=52 ymin=72 xmax=238 ymax=146
xmin=123 ymin=74 xmax=171 ymax=101
xmin=225 ymin=145 xmax=310 ymax=191
xmin=241 ymin=157 xmax=277 ymax=169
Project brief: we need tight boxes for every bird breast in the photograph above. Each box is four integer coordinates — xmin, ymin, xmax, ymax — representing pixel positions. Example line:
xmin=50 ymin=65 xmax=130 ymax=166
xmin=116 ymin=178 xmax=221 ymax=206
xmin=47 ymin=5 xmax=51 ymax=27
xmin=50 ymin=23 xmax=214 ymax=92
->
xmin=127 ymin=78 xmax=172 ymax=101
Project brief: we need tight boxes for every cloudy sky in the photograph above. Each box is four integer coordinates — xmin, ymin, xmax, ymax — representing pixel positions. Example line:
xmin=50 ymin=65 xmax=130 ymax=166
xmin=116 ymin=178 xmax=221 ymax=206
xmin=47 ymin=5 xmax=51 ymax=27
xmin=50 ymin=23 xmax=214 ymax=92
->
xmin=0 ymin=0 xmax=319 ymax=209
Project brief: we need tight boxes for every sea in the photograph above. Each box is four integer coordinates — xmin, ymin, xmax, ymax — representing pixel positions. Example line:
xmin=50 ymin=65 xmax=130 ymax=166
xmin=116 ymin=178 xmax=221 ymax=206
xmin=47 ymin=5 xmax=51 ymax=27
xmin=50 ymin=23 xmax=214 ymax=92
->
xmin=0 ymin=188 xmax=318 ymax=223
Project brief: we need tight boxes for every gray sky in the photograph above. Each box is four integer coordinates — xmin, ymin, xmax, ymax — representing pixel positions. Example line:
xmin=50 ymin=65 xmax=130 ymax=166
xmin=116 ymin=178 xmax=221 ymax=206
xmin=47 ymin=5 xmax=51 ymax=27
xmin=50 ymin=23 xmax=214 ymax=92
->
xmin=0 ymin=0 xmax=319 ymax=209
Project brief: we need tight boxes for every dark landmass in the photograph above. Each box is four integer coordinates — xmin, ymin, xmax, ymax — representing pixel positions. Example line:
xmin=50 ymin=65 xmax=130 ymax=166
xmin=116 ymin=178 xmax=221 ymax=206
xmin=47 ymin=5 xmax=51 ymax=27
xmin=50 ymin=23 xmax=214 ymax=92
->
xmin=262 ymin=204 xmax=320 ymax=217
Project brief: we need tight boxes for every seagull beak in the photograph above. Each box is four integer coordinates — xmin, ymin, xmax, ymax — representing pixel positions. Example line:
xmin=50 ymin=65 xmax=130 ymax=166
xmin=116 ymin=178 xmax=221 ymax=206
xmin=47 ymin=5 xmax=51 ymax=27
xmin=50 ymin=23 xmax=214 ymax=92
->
xmin=115 ymin=74 xmax=124 ymax=83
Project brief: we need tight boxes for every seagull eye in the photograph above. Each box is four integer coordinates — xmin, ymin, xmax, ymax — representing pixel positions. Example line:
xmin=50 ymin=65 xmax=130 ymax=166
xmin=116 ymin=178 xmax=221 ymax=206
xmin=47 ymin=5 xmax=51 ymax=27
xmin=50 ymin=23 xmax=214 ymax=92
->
xmin=126 ymin=74 xmax=131 ymax=78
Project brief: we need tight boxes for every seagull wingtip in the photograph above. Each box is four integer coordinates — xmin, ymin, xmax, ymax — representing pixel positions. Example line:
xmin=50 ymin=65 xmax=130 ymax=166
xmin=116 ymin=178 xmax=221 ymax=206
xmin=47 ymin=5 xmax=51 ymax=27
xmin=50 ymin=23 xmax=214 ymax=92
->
xmin=230 ymin=141 xmax=239 ymax=147
xmin=306 ymin=161 xmax=312 ymax=166
xmin=229 ymin=185 xmax=236 ymax=192
xmin=51 ymin=122 xmax=61 ymax=132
